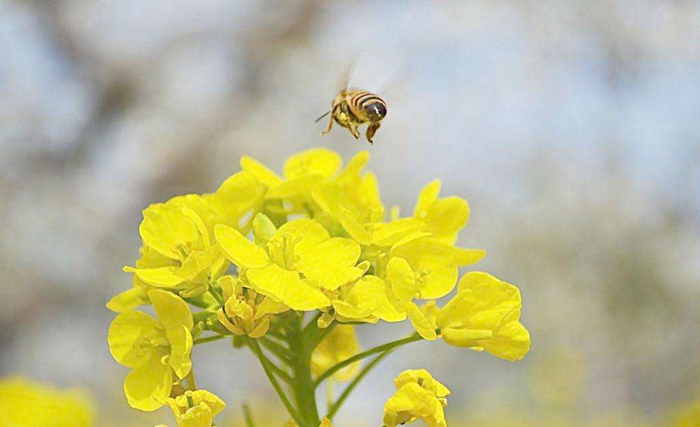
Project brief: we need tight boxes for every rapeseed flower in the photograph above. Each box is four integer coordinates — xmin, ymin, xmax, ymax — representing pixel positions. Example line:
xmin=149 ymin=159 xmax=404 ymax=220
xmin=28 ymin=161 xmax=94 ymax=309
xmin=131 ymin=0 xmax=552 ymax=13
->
xmin=217 ymin=275 xmax=288 ymax=338
xmin=384 ymin=370 xmax=450 ymax=427
xmin=436 ymin=272 xmax=530 ymax=361
xmin=109 ymin=197 xmax=228 ymax=312
xmin=215 ymin=215 xmax=362 ymax=310
xmin=0 ymin=377 xmax=95 ymax=427
xmin=157 ymin=390 xmax=225 ymax=427
xmin=108 ymin=289 xmax=194 ymax=411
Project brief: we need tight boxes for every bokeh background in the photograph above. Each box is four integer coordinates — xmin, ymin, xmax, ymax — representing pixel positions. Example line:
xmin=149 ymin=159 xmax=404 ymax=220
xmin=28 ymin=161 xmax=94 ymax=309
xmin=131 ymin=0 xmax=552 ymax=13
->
xmin=2 ymin=1 xmax=700 ymax=426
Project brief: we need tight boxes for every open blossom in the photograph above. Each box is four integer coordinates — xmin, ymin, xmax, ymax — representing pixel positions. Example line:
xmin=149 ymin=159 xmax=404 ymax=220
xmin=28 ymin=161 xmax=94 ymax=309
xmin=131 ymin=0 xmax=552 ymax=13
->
xmin=108 ymin=197 xmax=229 ymax=313
xmin=108 ymin=290 xmax=194 ymax=411
xmin=436 ymin=272 xmax=531 ymax=361
xmin=384 ymin=370 xmax=450 ymax=427
xmin=215 ymin=215 xmax=363 ymax=310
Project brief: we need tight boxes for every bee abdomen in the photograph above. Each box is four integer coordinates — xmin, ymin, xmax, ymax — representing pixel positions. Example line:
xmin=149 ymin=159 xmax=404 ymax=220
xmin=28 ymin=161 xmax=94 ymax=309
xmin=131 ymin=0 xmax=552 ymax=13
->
xmin=350 ymin=91 xmax=386 ymax=118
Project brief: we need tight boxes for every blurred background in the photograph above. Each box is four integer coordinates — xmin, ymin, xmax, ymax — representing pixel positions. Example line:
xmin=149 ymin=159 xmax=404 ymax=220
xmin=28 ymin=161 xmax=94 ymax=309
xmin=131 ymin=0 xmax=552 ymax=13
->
xmin=1 ymin=1 xmax=700 ymax=426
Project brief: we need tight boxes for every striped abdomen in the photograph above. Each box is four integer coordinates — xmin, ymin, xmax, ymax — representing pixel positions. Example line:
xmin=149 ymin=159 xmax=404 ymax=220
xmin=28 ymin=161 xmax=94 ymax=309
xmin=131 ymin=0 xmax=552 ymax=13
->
xmin=347 ymin=90 xmax=387 ymax=123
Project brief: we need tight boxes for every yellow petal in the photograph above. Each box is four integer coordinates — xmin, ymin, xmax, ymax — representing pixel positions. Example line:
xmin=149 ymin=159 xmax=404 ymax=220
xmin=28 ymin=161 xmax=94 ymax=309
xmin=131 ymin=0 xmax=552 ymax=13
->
xmin=386 ymin=257 xmax=420 ymax=303
xmin=214 ymin=224 xmax=270 ymax=269
xmin=372 ymin=218 xmax=425 ymax=247
xmin=482 ymin=316 xmax=531 ymax=362
xmin=108 ymin=311 xmax=162 ymax=369
xmin=339 ymin=207 xmax=373 ymax=245
xmin=249 ymin=318 xmax=270 ymax=338
xmin=177 ymin=246 xmax=224 ymax=281
xmin=298 ymin=238 xmax=362 ymax=290
xmin=390 ymin=237 xmax=483 ymax=299
xmin=125 ymin=266 xmax=184 ymax=288
xmin=149 ymin=290 xmax=194 ymax=331
xmin=180 ymin=405 xmax=214 ymax=427
xmin=282 ymin=279 xmax=331 ymax=311
xmin=343 ymin=275 xmax=406 ymax=322
xmin=246 ymin=264 xmax=329 ymax=311
xmin=166 ymin=325 xmax=193 ymax=379
xmin=414 ymin=180 xmax=441 ymax=218
xmin=107 ymin=287 xmax=147 ymax=313
xmin=210 ymin=171 xmax=265 ymax=226
xmin=441 ymin=327 xmax=494 ymax=348
xmin=276 ymin=218 xmax=329 ymax=254
xmin=422 ymin=197 xmax=469 ymax=243
xmin=283 ymin=148 xmax=342 ymax=179
xmin=188 ymin=390 xmax=226 ymax=416
xmin=240 ymin=156 xmax=283 ymax=188
xmin=124 ymin=360 xmax=172 ymax=412
xmin=139 ymin=203 xmax=204 ymax=261
xmin=255 ymin=297 xmax=290 ymax=319
xmin=405 ymin=303 xmax=437 ymax=340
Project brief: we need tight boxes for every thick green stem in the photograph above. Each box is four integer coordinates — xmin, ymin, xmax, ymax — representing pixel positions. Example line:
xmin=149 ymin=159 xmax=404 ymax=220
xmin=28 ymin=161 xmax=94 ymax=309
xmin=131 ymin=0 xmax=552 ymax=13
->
xmin=288 ymin=323 xmax=321 ymax=427
xmin=314 ymin=334 xmax=422 ymax=388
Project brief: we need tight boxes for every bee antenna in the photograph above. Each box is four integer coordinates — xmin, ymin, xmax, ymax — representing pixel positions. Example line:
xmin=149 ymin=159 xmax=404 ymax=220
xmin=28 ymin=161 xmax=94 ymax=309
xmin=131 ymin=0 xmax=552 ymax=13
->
xmin=314 ymin=111 xmax=331 ymax=123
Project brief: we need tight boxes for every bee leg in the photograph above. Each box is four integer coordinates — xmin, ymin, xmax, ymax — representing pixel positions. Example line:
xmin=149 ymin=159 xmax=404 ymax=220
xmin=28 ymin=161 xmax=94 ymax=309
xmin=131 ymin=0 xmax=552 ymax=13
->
xmin=320 ymin=114 xmax=334 ymax=135
xmin=348 ymin=124 xmax=361 ymax=140
xmin=366 ymin=122 xmax=381 ymax=145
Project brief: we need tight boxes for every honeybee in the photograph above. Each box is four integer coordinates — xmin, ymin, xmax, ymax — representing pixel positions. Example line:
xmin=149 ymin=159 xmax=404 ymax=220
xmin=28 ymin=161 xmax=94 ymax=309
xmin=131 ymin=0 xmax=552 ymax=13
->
xmin=316 ymin=76 xmax=388 ymax=145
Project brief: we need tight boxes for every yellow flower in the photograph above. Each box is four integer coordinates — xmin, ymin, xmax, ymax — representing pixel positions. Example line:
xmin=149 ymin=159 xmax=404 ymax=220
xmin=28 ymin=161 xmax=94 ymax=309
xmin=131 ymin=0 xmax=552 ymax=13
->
xmin=311 ymin=325 xmax=361 ymax=381
xmin=384 ymin=370 xmax=450 ymax=427
xmin=215 ymin=215 xmax=363 ymax=310
xmin=108 ymin=290 xmax=194 ymax=411
xmin=209 ymin=170 xmax=266 ymax=231
xmin=413 ymin=180 xmax=469 ymax=245
xmin=254 ymin=148 xmax=342 ymax=203
xmin=311 ymin=151 xmax=385 ymax=240
xmin=109 ymin=197 xmax=229 ymax=312
xmin=0 ymin=377 xmax=95 ymax=427
xmin=216 ymin=275 xmax=289 ymax=338
xmin=329 ymin=274 xmax=406 ymax=325
xmin=388 ymin=235 xmax=484 ymax=299
xmin=161 ymin=390 xmax=225 ymax=427
xmin=385 ymin=257 xmax=437 ymax=340
xmin=436 ymin=272 xmax=530 ymax=361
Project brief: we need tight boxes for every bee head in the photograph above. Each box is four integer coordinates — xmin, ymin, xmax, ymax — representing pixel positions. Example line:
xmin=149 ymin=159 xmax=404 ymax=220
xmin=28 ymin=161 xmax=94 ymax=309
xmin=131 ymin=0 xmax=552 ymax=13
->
xmin=364 ymin=101 xmax=387 ymax=122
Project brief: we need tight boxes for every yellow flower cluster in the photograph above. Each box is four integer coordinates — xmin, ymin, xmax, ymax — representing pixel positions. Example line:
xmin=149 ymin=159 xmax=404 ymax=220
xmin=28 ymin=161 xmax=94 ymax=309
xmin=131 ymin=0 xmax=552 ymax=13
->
xmin=106 ymin=148 xmax=530 ymax=427
xmin=0 ymin=377 xmax=95 ymax=427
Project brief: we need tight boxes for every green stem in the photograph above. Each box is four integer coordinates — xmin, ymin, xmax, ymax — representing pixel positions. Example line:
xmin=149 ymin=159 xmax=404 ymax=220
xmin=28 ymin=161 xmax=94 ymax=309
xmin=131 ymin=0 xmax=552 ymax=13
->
xmin=242 ymin=404 xmax=255 ymax=427
xmin=327 ymin=349 xmax=395 ymax=419
xmin=314 ymin=334 xmax=422 ymax=388
xmin=249 ymin=339 xmax=302 ymax=426
xmin=266 ymin=359 xmax=293 ymax=384
xmin=260 ymin=337 xmax=293 ymax=362
xmin=193 ymin=335 xmax=227 ymax=345
xmin=289 ymin=326 xmax=320 ymax=427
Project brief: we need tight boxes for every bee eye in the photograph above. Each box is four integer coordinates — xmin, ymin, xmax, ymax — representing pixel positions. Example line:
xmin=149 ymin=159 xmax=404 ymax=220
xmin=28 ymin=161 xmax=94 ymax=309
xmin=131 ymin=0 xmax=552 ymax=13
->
xmin=365 ymin=102 xmax=387 ymax=121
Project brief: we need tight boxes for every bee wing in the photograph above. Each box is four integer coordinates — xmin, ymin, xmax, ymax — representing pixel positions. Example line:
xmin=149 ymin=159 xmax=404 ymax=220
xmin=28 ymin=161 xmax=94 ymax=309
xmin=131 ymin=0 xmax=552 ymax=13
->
xmin=338 ymin=58 xmax=358 ymax=93
xmin=376 ymin=63 xmax=413 ymax=104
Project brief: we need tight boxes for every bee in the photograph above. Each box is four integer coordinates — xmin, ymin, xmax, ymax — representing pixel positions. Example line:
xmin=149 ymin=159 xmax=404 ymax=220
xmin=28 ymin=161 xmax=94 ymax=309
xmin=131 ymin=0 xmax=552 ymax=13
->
xmin=316 ymin=83 xmax=388 ymax=145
